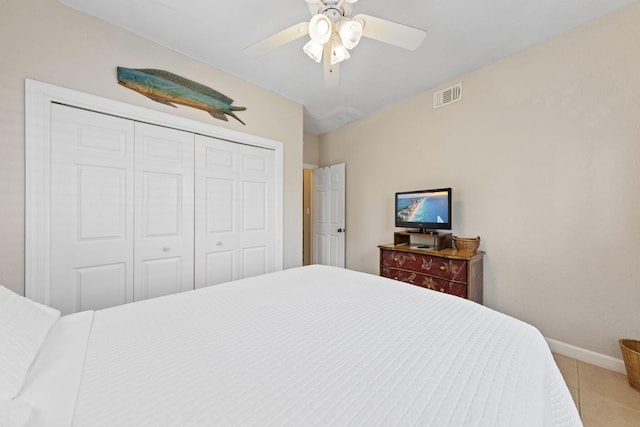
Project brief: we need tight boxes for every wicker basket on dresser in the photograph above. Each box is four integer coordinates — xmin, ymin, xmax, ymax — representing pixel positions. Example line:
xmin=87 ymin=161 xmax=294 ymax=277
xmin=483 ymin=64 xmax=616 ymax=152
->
xmin=378 ymin=243 xmax=484 ymax=304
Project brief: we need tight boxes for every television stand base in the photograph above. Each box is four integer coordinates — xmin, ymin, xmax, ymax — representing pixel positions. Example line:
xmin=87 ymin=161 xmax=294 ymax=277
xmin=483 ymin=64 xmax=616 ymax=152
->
xmin=416 ymin=228 xmax=438 ymax=235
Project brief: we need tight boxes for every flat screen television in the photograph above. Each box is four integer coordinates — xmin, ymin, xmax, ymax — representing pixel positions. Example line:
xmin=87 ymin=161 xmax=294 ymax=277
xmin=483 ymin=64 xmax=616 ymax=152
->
xmin=395 ymin=188 xmax=452 ymax=232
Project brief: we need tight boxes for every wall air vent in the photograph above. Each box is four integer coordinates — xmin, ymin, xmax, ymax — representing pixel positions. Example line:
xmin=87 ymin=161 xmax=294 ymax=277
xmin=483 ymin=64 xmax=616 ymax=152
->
xmin=433 ymin=83 xmax=462 ymax=109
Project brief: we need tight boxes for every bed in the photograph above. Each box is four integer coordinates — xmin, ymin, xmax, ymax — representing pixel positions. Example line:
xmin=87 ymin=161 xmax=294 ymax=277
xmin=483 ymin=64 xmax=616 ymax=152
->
xmin=3 ymin=265 xmax=581 ymax=426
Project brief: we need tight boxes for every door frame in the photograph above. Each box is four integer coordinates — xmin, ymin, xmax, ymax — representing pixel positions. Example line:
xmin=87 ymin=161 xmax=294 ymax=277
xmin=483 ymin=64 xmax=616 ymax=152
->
xmin=25 ymin=79 xmax=284 ymax=304
xmin=302 ymin=164 xmax=318 ymax=265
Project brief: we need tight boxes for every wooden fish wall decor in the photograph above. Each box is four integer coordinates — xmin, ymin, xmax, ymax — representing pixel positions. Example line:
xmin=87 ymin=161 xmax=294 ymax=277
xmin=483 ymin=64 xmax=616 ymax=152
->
xmin=117 ymin=67 xmax=246 ymax=125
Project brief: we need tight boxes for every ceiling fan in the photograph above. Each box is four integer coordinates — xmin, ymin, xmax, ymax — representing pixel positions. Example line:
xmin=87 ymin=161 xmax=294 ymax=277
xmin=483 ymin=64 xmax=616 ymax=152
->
xmin=244 ymin=0 xmax=427 ymax=87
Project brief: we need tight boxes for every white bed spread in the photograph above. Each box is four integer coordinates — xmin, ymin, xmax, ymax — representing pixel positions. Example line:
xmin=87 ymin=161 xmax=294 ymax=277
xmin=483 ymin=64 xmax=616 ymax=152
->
xmin=22 ymin=265 xmax=581 ymax=426
xmin=17 ymin=310 xmax=93 ymax=426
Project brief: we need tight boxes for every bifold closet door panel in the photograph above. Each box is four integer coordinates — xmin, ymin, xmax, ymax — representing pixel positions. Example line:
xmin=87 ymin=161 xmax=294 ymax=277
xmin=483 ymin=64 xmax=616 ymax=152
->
xmin=134 ymin=122 xmax=195 ymax=301
xmin=50 ymin=104 xmax=135 ymax=315
xmin=194 ymin=135 xmax=276 ymax=288
xmin=194 ymin=135 xmax=239 ymax=288
xmin=237 ymin=143 xmax=277 ymax=280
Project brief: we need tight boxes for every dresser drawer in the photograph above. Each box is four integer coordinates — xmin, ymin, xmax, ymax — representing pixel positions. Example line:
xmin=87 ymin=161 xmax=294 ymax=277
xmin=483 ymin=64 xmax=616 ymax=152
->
xmin=380 ymin=249 xmax=468 ymax=283
xmin=381 ymin=268 xmax=467 ymax=298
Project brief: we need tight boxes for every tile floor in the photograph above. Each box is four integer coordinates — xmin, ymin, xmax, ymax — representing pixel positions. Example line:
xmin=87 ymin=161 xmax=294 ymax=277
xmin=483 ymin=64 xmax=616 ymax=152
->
xmin=553 ymin=353 xmax=640 ymax=426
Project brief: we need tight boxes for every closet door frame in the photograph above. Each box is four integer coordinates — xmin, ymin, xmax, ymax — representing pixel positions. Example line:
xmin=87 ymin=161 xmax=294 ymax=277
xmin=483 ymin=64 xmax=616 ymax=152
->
xmin=25 ymin=79 xmax=284 ymax=305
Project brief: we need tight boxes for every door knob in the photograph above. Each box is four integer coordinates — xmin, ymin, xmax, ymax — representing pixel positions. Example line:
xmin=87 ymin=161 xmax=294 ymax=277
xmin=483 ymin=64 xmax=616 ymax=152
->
xmin=337 ymin=228 xmax=345 ymax=233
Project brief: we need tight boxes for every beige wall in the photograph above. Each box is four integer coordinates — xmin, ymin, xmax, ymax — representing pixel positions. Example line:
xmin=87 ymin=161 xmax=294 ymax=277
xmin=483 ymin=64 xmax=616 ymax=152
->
xmin=303 ymin=132 xmax=321 ymax=166
xmin=0 ymin=0 xmax=303 ymax=295
xmin=319 ymin=3 xmax=640 ymax=359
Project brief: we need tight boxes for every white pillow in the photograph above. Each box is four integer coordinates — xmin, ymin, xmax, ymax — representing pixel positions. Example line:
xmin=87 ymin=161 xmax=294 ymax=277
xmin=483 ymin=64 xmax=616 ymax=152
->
xmin=0 ymin=285 xmax=60 ymax=399
xmin=0 ymin=398 xmax=33 ymax=427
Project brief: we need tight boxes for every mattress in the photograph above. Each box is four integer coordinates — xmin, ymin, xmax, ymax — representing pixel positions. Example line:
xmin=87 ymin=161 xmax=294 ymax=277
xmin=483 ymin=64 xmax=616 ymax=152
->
xmin=17 ymin=265 xmax=581 ymax=426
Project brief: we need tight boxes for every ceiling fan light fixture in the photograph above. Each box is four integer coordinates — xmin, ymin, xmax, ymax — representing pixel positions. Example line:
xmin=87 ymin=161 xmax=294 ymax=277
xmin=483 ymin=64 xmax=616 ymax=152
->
xmin=303 ymin=39 xmax=324 ymax=62
xmin=309 ymin=14 xmax=332 ymax=44
xmin=330 ymin=38 xmax=350 ymax=65
xmin=337 ymin=19 xmax=363 ymax=49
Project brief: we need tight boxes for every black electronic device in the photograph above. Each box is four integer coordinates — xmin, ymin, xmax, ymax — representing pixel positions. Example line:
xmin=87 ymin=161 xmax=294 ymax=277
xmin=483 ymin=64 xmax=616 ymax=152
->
xmin=394 ymin=188 xmax=452 ymax=232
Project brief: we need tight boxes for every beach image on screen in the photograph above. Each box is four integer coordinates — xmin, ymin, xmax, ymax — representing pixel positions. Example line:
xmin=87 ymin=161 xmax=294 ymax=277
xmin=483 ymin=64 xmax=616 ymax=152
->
xmin=396 ymin=191 xmax=449 ymax=224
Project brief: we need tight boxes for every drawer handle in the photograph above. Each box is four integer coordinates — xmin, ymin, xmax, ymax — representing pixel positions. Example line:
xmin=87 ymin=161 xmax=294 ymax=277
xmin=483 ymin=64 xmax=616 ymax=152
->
xmin=439 ymin=265 xmax=446 ymax=271
xmin=439 ymin=288 xmax=445 ymax=292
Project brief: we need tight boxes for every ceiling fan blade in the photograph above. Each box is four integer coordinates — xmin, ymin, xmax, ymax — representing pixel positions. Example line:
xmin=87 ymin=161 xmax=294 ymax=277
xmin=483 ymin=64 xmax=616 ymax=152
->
xmin=323 ymin=44 xmax=340 ymax=88
xmin=354 ymin=14 xmax=426 ymax=50
xmin=244 ymin=22 xmax=310 ymax=57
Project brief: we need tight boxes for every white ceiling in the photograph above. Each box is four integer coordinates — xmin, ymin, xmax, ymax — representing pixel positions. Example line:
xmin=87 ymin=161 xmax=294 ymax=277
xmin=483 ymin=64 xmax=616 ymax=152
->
xmin=58 ymin=0 xmax=635 ymax=135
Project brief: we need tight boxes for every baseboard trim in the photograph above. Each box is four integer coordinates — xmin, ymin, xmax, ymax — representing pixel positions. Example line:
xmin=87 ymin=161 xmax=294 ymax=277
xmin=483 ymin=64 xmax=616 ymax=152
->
xmin=546 ymin=337 xmax=626 ymax=374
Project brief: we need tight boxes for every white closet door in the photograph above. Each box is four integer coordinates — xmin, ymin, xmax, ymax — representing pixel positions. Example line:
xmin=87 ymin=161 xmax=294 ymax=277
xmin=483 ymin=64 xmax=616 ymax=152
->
xmin=194 ymin=135 xmax=239 ymax=287
xmin=194 ymin=135 xmax=276 ymax=288
xmin=50 ymin=104 xmax=135 ymax=314
xmin=134 ymin=123 xmax=195 ymax=301
xmin=238 ymin=143 xmax=276 ymax=279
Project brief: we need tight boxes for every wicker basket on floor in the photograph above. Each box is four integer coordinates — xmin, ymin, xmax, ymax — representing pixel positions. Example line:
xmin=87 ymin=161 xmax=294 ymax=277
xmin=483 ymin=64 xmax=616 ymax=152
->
xmin=619 ymin=339 xmax=640 ymax=392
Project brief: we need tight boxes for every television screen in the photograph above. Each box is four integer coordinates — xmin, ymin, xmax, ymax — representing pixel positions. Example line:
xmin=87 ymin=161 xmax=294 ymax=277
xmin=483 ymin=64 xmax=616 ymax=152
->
xmin=395 ymin=188 xmax=452 ymax=231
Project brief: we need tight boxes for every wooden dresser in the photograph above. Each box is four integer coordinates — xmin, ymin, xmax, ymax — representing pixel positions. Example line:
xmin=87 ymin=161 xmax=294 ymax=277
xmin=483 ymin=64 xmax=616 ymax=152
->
xmin=378 ymin=243 xmax=484 ymax=304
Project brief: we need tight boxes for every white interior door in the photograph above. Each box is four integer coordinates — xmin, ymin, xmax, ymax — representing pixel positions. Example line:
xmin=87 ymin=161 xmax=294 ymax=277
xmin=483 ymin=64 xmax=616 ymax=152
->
xmin=134 ymin=123 xmax=195 ymax=301
xmin=50 ymin=104 xmax=135 ymax=314
xmin=195 ymin=135 xmax=276 ymax=288
xmin=312 ymin=163 xmax=346 ymax=267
